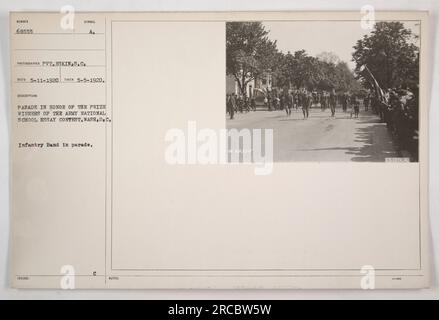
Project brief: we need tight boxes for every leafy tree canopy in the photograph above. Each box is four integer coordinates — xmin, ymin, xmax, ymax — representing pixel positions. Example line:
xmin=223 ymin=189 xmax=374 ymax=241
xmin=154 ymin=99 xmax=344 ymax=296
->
xmin=352 ymin=21 xmax=419 ymax=92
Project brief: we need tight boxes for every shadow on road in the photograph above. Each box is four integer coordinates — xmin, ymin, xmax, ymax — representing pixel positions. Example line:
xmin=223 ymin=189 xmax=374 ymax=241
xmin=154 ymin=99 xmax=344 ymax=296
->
xmin=349 ymin=118 xmax=400 ymax=162
xmin=293 ymin=117 xmax=400 ymax=162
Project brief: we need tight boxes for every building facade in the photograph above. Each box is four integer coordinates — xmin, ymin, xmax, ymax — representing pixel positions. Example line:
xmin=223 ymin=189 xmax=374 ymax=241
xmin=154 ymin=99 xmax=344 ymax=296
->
xmin=226 ymin=72 xmax=272 ymax=97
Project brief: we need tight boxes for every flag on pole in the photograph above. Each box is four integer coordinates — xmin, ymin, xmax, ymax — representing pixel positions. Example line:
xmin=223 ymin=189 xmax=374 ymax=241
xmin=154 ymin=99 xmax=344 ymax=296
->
xmin=359 ymin=65 xmax=389 ymax=106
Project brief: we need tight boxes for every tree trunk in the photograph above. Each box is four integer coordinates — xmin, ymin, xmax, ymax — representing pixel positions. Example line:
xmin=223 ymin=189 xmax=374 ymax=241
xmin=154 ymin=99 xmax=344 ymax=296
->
xmin=235 ymin=74 xmax=246 ymax=97
xmin=241 ymin=73 xmax=247 ymax=96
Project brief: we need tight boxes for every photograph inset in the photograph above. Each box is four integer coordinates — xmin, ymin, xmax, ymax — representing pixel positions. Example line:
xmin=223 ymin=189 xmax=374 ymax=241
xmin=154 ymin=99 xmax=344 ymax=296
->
xmin=226 ymin=20 xmax=420 ymax=162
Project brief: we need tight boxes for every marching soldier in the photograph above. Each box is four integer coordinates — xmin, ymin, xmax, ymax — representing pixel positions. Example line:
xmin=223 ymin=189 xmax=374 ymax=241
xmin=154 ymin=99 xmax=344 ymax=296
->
xmin=320 ymin=91 xmax=327 ymax=111
xmin=364 ymin=93 xmax=370 ymax=111
xmin=342 ymin=92 xmax=349 ymax=112
xmin=329 ymin=89 xmax=336 ymax=117
xmin=288 ymin=92 xmax=293 ymax=110
xmin=350 ymin=94 xmax=360 ymax=118
xmin=302 ymin=89 xmax=311 ymax=119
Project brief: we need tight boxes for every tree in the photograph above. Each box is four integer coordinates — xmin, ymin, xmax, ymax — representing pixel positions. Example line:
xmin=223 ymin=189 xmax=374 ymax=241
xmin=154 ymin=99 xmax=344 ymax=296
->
xmin=352 ymin=21 xmax=419 ymax=92
xmin=333 ymin=61 xmax=363 ymax=93
xmin=284 ymin=51 xmax=361 ymax=93
xmin=271 ymin=51 xmax=291 ymax=89
xmin=283 ymin=50 xmax=319 ymax=90
xmin=317 ymin=51 xmax=341 ymax=65
xmin=226 ymin=22 xmax=278 ymax=96
xmin=226 ymin=22 xmax=365 ymax=96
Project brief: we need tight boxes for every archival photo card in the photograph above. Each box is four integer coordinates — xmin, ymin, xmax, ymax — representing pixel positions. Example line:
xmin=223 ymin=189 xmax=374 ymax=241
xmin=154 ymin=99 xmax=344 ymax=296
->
xmin=9 ymin=11 xmax=429 ymax=289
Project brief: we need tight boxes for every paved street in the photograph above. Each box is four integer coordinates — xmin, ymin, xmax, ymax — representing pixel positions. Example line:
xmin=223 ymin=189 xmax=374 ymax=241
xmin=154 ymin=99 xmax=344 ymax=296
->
xmin=227 ymin=107 xmax=401 ymax=162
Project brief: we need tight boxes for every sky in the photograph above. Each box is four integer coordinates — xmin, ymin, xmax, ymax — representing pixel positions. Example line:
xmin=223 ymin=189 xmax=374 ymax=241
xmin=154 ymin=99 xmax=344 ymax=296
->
xmin=263 ymin=21 xmax=420 ymax=70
